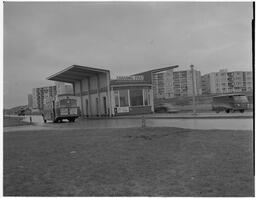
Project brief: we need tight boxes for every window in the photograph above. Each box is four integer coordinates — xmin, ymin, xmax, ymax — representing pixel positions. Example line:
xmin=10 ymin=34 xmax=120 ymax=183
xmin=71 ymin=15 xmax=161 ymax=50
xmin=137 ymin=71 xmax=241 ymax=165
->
xmin=144 ymin=89 xmax=150 ymax=105
xmin=59 ymin=99 xmax=77 ymax=107
xmin=114 ymin=91 xmax=119 ymax=107
xmin=119 ymin=90 xmax=129 ymax=107
xmin=130 ymin=89 xmax=143 ymax=106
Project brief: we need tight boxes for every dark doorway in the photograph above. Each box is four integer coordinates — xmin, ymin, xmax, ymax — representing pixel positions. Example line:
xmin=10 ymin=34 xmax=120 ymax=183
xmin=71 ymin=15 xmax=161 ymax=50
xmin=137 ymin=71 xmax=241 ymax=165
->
xmin=103 ymin=96 xmax=107 ymax=116
xmin=96 ymin=97 xmax=99 ymax=116
xmin=85 ymin=99 xmax=89 ymax=117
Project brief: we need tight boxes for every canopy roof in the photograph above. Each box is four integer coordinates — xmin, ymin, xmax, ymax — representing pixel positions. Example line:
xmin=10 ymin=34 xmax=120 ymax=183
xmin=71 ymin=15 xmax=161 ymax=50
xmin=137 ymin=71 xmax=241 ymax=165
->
xmin=47 ymin=65 xmax=110 ymax=83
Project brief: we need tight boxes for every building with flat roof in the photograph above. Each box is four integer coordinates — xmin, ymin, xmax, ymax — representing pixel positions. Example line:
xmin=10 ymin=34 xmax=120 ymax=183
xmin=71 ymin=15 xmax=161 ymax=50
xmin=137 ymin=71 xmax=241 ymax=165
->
xmin=27 ymin=94 xmax=33 ymax=109
xmin=172 ymin=69 xmax=202 ymax=97
xmin=152 ymin=69 xmax=174 ymax=99
xmin=32 ymin=86 xmax=57 ymax=111
xmin=47 ymin=65 xmax=154 ymax=117
xmin=110 ymin=77 xmax=153 ymax=115
xmin=201 ymin=69 xmax=253 ymax=95
xmin=133 ymin=65 xmax=178 ymax=99
xmin=55 ymin=81 xmax=73 ymax=95
xmin=134 ymin=66 xmax=202 ymax=99
xmin=48 ymin=65 xmax=112 ymax=117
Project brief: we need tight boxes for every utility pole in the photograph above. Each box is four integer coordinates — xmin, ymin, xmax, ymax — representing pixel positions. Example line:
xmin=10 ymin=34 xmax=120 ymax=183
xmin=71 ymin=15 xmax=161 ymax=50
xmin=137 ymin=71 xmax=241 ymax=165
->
xmin=190 ymin=65 xmax=196 ymax=115
xmin=251 ymin=1 xmax=255 ymax=176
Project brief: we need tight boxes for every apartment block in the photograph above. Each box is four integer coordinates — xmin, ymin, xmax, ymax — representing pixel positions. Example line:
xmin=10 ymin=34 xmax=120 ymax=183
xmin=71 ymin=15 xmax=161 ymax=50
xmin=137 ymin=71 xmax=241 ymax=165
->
xmin=27 ymin=94 xmax=33 ymax=109
xmin=32 ymin=86 xmax=57 ymax=110
xmin=55 ymin=81 xmax=73 ymax=95
xmin=153 ymin=69 xmax=174 ymax=99
xmin=202 ymin=69 xmax=253 ymax=95
xmin=173 ymin=70 xmax=201 ymax=97
xmin=152 ymin=69 xmax=201 ymax=99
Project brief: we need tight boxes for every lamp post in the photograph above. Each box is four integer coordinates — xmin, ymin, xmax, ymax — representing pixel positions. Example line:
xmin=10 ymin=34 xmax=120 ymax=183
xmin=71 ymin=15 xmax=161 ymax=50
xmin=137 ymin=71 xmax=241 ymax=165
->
xmin=190 ymin=65 xmax=197 ymax=115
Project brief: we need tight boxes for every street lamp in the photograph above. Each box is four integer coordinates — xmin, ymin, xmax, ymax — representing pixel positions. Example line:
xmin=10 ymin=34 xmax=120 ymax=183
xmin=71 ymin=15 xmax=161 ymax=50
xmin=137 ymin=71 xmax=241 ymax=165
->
xmin=190 ymin=65 xmax=197 ymax=115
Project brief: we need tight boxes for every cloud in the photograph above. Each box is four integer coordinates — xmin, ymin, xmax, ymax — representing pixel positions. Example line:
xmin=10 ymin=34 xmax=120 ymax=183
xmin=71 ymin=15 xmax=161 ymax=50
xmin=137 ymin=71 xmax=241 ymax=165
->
xmin=3 ymin=2 xmax=253 ymax=108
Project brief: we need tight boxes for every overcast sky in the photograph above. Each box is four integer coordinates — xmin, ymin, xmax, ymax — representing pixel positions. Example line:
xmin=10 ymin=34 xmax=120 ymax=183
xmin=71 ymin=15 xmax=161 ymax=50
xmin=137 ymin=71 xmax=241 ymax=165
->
xmin=4 ymin=2 xmax=253 ymax=108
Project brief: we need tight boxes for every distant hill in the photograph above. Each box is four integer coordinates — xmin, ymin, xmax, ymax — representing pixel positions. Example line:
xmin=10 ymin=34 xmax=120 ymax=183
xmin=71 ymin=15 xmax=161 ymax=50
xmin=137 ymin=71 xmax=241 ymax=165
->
xmin=4 ymin=105 xmax=29 ymax=115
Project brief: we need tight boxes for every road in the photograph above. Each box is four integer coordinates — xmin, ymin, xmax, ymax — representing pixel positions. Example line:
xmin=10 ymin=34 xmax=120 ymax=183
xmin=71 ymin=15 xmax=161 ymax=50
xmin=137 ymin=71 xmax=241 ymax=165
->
xmin=4 ymin=112 xmax=253 ymax=132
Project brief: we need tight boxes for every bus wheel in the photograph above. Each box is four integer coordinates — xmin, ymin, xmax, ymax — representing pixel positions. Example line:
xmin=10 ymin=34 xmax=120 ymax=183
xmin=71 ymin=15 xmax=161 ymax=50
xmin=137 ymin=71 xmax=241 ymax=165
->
xmin=68 ymin=119 xmax=72 ymax=122
xmin=240 ymin=109 xmax=244 ymax=113
xmin=44 ymin=119 xmax=47 ymax=123
xmin=225 ymin=109 xmax=230 ymax=113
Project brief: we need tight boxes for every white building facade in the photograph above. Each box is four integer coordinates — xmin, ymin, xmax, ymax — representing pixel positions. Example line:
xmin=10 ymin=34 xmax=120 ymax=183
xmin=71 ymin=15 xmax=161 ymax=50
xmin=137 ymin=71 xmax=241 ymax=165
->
xmin=153 ymin=69 xmax=174 ymax=99
xmin=152 ymin=69 xmax=202 ymax=99
xmin=202 ymin=69 xmax=253 ymax=95
xmin=32 ymin=86 xmax=57 ymax=111
xmin=55 ymin=81 xmax=73 ymax=95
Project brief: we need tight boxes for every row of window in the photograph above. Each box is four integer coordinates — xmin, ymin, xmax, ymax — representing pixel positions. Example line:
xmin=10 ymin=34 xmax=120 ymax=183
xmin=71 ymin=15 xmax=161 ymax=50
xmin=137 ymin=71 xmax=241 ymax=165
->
xmin=114 ymin=89 xmax=150 ymax=107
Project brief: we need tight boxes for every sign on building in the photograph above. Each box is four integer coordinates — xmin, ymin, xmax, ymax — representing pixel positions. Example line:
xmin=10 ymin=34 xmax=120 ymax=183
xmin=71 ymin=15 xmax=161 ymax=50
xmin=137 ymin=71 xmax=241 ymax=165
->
xmin=116 ymin=75 xmax=144 ymax=81
xmin=117 ymin=107 xmax=129 ymax=113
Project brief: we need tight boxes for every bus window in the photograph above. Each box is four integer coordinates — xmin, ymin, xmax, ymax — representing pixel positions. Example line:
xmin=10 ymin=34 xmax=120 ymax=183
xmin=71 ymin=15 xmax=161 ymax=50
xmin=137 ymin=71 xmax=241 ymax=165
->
xmin=69 ymin=99 xmax=77 ymax=107
xmin=60 ymin=99 xmax=68 ymax=107
xmin=59 ymin=99 xmax=77 ymax=107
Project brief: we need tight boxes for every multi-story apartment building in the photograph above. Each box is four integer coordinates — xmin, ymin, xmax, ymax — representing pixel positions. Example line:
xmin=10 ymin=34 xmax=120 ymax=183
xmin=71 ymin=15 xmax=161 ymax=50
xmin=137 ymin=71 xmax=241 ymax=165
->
xmin=202 ymin=69 xmax=253 ymax=95
xmin=134 ymin=66 xmax=179 ymax=100
xmin=27 ymin=94 xmax=33 ymax=109
xmin=55 ymin=81 xmax=73 ymax=95
xmin=153 ymin=69 xmax=174 ymax=98
xmin=32 ymin=86 xmax=57 ymax=110
xmin=173 ymin=69 xmax=201 ymax=97
xmin=152 ymin=69 xmax=201 ymax=99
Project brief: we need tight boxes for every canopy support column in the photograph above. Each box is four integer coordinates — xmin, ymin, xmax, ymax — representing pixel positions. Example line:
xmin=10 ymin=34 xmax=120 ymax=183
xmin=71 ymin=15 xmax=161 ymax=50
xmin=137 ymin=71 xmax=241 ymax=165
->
xmin=79 ymin=80 xmax=84 ymax=117
xmin=88 ymin=77 xmax=92 ymax=116
xmin=106 ymin=71 xmax=112 ymax=117
xmin=97 ymin=74 xmax=101 ymax=117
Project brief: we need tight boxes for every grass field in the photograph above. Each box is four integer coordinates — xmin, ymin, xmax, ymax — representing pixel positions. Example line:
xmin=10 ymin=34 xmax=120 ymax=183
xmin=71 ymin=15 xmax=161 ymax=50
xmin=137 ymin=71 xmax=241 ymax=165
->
xmin=4 ymin=127 xmax=254 ymax=196
xmin=3 ymin=116 xmax=31 ymax=127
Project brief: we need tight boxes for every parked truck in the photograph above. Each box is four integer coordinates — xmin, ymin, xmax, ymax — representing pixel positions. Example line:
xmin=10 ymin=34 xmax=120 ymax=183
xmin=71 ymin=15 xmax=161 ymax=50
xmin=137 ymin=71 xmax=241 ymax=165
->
xmin=212 ymin=94 xmax=249 ymax=113
xmin=42 ymin=95 xmax=81 ymax=123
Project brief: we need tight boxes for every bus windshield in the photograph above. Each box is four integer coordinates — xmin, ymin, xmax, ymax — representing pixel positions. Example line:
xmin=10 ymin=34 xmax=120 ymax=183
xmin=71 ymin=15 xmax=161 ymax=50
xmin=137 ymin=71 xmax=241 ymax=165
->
xmin=59 ymin=99 xmax=77 ymax=107
xmin=233 ymin=96 xmax=248 ymax=103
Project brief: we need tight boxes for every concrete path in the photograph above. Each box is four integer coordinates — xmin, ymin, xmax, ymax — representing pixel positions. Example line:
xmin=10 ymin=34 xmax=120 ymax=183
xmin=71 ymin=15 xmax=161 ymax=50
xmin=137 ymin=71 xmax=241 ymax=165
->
xmin=3 ymin=112 xmax=253 ymax=132
xmin=91 ymin=111 xmax=253 ymax=119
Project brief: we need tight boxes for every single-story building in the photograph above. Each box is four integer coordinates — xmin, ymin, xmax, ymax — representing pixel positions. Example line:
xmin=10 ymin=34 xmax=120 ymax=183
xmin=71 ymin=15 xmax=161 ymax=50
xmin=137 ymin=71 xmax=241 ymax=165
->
xmin=47 ymin=65 xmax=112 ymax=117
xmin=110 ymin=77 xmax=154 ymax=115
xmin=47 ymin=65 xmax=155 ymax=117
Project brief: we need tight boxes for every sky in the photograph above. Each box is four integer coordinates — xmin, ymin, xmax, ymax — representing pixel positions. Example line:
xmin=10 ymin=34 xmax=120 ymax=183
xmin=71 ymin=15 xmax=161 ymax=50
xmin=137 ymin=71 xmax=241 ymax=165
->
xmin=4 ymin=2 xmax=253 ymax=108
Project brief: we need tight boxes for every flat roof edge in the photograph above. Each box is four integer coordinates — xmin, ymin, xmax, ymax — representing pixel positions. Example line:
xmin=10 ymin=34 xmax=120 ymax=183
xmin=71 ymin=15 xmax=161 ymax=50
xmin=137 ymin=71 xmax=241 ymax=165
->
xmin=47 ymin=65 xmax=75 ymax=80
xmin=47 ymin=65 xmax=110 ymax=81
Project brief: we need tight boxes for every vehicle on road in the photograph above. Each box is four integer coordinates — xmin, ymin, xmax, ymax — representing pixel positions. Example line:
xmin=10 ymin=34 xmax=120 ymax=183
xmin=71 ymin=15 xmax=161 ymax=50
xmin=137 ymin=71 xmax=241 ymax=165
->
xmin=42 ymin=95 xmax=81 ymax=123
xmin=212 ymin=94 xmax=249 ymax=113
xmin=16 ymin=108 xmax=26 ymax=116
xmin=154 ymin=103 xmax=180 ymax=113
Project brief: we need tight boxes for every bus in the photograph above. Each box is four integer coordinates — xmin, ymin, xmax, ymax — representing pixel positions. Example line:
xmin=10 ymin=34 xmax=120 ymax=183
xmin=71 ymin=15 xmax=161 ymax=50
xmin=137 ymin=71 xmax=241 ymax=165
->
xmin=42 ymin=95 xmax=81 ymax=123
xmin=212 ymin=94 xmax=249 ymax=113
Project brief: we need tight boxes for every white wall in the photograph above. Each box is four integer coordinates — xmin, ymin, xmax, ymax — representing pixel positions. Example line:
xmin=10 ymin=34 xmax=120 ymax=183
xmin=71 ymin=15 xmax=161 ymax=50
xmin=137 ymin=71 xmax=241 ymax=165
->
xmin=72 ymin=73 xmax=110 ymax=117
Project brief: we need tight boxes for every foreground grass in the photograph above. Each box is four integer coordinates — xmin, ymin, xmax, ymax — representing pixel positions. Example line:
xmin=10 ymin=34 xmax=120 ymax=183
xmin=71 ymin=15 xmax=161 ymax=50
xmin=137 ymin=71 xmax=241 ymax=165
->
xmin=3 ymin=116 xmax=31 ymax=127
xmin=4 ymin=127 xmax=254 ymax=196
